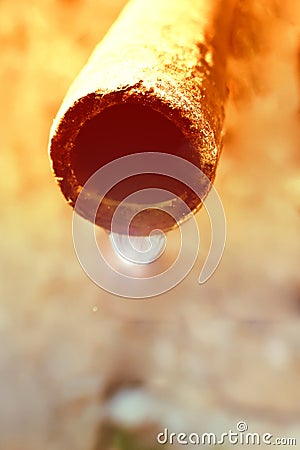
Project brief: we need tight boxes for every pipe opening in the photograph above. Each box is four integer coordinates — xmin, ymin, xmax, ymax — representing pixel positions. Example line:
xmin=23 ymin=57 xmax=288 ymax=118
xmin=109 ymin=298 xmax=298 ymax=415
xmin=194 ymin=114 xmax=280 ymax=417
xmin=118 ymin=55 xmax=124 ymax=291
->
xmin=71 ymin=104 xmax=196 ymax=203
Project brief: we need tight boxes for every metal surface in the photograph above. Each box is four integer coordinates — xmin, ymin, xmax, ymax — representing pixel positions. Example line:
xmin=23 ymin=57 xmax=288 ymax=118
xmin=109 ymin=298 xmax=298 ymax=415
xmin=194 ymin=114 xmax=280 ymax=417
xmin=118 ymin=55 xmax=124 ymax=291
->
xmin=49 ymin=0 xmax=235 ymax=234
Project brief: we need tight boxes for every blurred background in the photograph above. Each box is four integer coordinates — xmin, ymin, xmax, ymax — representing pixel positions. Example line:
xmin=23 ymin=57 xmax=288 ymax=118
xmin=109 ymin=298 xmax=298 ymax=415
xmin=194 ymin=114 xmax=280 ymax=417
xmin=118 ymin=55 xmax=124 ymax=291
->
xmin=1 ymin=0 xmax=300 ymax=448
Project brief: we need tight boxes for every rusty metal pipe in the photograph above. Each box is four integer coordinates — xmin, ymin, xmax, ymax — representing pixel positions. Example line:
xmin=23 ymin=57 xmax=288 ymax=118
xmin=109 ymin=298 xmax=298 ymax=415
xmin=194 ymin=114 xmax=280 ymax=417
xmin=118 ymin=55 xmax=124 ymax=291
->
xmin=49 ymin=0 xmax=235 ymax=235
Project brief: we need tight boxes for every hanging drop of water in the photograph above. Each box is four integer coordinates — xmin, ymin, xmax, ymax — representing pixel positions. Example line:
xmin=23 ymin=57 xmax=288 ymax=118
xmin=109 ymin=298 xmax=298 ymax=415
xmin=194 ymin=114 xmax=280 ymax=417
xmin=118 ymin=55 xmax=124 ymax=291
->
xmin=110 ymin=231 xmax=166 ymax=265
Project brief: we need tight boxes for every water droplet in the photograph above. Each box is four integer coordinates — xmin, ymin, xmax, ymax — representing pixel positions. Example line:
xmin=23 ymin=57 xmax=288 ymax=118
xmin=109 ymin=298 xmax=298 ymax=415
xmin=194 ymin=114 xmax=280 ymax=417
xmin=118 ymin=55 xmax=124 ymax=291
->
xmin=110 ymin=232 xmax=166 ymax=265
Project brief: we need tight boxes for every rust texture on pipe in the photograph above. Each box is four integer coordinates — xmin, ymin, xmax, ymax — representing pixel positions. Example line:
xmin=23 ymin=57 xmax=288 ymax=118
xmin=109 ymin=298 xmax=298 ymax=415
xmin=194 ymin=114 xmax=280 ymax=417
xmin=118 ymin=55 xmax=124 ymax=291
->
xmin=49 ymin=0 xmax=235 ymax=235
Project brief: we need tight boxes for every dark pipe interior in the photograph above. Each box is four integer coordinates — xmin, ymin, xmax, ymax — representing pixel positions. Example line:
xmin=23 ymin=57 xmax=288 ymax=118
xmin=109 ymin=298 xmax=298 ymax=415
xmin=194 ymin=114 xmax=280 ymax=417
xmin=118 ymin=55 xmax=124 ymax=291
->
xmin=72 ymin=104 xmax=196 ymax=203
